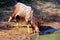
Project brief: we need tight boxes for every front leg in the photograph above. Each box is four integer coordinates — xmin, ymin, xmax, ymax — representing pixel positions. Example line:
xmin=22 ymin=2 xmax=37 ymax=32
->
xmin=25 ymin=19 xmax=28 ymax=24
xmin=31 ymin=21 xmax=39 ymax=34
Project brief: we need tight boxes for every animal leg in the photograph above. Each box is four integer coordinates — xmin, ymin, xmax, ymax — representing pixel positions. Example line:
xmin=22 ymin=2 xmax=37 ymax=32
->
xmin=31 ymin=21 xmax=39 ymax=34
xmin=8 ymin=16 xmax=12 ymax=22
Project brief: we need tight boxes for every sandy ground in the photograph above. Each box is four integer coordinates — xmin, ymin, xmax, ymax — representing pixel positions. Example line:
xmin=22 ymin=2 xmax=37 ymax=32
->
xmin=0 ymin=22 xmax=60 ymax=40
xmin=0 ymin=27 xmax=33 ymax=40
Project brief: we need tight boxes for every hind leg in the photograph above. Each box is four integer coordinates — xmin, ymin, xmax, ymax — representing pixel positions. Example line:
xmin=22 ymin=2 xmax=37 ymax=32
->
xmin=8 ymin=16 xmax=12 ymax=22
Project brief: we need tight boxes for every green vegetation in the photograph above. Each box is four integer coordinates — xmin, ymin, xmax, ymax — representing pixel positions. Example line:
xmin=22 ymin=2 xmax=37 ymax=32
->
xmin=30 ymin=30 xmax=60 ymax=40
